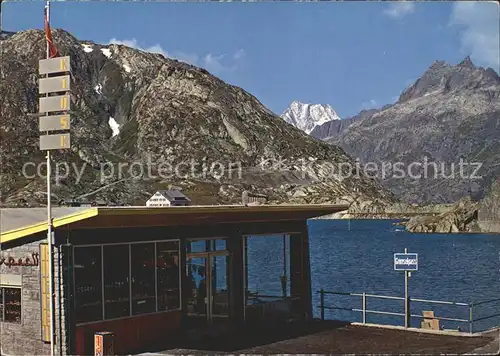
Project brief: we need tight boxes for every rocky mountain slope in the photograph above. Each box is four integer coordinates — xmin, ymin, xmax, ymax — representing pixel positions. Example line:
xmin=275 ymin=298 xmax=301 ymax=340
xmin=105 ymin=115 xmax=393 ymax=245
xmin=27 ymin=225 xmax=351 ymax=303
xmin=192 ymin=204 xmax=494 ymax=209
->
xmin=313 ymin=57 xmax=500 ymax=204
xmin=281 ymin=101 xmax=340 ymax=134
xmin=310 ymin=108 xmax=378 ymax=140
xmin=0 ymin=29 xmax=395 ymax=208
xmin=400 ymin=179 xmax=500 ymax=234
xmin=479 ymin=178 xmax=500 ymax=222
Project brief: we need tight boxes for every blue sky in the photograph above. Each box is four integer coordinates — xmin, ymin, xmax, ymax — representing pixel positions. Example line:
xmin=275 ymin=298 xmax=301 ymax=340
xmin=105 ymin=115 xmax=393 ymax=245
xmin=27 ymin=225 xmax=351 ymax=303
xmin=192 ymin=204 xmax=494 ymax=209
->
xmin=3 ymin=1 xmax=499 ymax=118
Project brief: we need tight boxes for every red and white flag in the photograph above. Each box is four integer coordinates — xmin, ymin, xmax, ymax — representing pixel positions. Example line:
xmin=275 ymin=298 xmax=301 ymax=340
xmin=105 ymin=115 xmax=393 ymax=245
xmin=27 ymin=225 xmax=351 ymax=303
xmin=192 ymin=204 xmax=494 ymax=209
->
xmin=44 ymin=5 xmax=59 ymax=58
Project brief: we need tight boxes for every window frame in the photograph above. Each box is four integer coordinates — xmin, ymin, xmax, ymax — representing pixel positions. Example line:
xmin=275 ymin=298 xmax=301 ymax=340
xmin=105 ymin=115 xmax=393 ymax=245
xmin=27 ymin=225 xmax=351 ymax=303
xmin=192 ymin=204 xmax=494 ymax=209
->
xmin=0 ymin=286 xmax=22 ymax=324
xmin=73 ymin=239 xmax=181 ymax=326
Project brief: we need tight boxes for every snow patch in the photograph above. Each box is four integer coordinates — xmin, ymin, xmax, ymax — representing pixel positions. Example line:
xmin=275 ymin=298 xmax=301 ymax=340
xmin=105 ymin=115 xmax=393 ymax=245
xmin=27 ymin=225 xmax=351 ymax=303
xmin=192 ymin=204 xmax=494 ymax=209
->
xmin=100 ymin=48 xmax=112 ymax=58
xmin=82 ymin=44 xmax=93 ymax=53
xmin=123 ymin=64 xmax=131 ymax=73
xmin=94 ymin=84 xmax=103 ymax=95
xmin=108 ymin=117 xmax=120 ymax=137
xmin=281 ymin=101 xmax=341 ymax=134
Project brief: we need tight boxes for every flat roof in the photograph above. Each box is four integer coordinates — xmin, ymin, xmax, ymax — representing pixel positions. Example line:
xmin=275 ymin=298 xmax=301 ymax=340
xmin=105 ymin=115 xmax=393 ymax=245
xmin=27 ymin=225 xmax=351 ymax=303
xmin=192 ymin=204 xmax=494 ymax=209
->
xmin=0 ymin=204 xmax=347 ymax=244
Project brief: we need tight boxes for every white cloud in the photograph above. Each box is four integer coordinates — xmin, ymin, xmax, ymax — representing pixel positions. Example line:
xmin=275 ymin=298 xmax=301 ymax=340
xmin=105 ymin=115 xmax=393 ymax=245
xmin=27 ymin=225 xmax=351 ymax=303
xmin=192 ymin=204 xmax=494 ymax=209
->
xmin=449 ymin=2 xmax=500 ymax=71
xmin=108 ymin=37 xmax=246 ymax=74
xmin=383 ymin=1 xmax=415 ymax=19
xmin=361 ymin=99 xmax=378 ymax=110
xmin=233 ymin=48 xmax=246 ymax=60
xmin=109 ymin=38 xmax=169 ymax=58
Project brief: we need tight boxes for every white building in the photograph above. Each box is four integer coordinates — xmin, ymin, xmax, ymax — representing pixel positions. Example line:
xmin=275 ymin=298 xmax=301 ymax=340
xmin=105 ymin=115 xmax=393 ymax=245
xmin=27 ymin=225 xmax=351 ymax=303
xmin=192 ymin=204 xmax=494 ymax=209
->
xmin=146 ymin=189 xmax=191 ymax=207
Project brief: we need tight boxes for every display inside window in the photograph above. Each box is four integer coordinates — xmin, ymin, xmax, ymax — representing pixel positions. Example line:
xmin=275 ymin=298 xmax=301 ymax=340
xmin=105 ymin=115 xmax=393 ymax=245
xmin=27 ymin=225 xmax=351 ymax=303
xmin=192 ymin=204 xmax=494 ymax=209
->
xmin=74 ymin=246 xmax=103 ymax=323
xmin=103 ymin=244 xmax=130 ymax=319
xmin=1 ymin=287 xmax=21 ymax=323
xmin=131 ymin=243 xmax=156 ymax=315
xmin=157 ymin=241 xmax=180 ymax=311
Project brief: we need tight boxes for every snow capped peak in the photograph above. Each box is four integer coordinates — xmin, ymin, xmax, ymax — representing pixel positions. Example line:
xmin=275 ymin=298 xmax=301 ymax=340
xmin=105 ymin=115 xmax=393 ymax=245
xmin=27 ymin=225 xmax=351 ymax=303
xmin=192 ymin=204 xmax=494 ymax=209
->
xmin=281 ymin=101 xmax=340 ymax=134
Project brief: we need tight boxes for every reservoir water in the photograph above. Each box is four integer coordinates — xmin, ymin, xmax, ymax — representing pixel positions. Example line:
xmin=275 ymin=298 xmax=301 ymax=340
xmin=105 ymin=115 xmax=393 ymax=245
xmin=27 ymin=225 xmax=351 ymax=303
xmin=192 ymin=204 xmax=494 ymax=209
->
xmin=246 ymin=219 xmax=500 ymax=332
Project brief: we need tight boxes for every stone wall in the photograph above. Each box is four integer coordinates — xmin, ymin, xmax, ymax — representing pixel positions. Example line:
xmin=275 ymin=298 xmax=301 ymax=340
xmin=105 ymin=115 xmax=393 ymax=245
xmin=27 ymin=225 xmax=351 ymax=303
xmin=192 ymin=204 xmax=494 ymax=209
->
xmin=0 ymin=236 xmax=71 ymax=355
xmin=0 ymin=239 xmax=50 ymax=355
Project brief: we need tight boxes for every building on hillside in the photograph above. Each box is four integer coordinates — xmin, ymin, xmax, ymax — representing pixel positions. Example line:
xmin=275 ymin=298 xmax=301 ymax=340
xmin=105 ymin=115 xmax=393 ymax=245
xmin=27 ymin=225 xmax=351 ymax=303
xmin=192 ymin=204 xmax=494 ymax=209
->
xmin=146 ymin=189 xmax=191 ymax=207
xmin=242 ymin=191 xmax=268 ymax=206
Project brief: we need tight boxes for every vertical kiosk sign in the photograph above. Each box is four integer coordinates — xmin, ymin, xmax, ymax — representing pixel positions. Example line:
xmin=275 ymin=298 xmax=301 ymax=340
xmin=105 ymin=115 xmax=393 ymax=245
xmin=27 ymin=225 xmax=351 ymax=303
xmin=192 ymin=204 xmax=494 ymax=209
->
xmin=394 ymin=249 xmax=418 ymax=328
xmin=37 ymin=55 xmax=71 ymax=354
xmin=38 ymin=56 xmax=72 ymax=149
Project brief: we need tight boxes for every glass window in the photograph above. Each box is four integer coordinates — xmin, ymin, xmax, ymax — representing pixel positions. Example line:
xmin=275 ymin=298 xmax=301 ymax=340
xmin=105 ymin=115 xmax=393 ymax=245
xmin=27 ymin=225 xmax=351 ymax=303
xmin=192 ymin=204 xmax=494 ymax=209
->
xmin=245 ymin=235 xmax=291 ymax=305
xmin=188 ymin=240 xmax=207 ymax=253
xmin=74 ymin=246 xmax=103 ymax=323
xmin=131 ymin=243 xmax=156 ymax=315
xmin=103 ymin=244 xmax=130 ymax=319
xmin=2 ymin=287 xmax=21 ymax=323
xmin=188 ymin=239 xmax=226 ymax=253
xmin=214 ymin=239 xmax=226 ymax=251
xmin=156 ymin=241 xmax=180 ymax=311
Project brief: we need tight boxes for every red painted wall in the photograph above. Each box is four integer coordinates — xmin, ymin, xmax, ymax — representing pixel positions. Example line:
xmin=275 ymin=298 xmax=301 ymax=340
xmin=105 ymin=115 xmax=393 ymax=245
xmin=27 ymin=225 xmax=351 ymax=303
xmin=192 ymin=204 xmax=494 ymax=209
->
xmin=75 ymin=310 xmax=182 ymax=355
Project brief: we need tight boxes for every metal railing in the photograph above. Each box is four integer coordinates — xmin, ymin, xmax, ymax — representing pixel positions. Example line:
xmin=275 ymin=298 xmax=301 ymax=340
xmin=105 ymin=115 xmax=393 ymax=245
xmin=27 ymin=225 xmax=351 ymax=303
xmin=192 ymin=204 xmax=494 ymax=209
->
xmin=318 ymin=289 xmax=500 ymax=334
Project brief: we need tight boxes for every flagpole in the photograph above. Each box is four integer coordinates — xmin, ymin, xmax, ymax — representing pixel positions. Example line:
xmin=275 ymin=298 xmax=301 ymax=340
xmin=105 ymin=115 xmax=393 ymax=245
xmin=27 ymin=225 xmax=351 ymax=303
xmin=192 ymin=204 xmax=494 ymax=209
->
xmin=45 ymin=0 xmax=55 ymax=355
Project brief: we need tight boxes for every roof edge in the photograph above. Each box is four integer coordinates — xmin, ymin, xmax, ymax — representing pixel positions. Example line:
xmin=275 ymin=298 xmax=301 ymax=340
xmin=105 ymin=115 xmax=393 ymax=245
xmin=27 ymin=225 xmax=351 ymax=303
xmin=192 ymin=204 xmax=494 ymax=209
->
xmin=1 ymin=208 xmax=98 ymax=244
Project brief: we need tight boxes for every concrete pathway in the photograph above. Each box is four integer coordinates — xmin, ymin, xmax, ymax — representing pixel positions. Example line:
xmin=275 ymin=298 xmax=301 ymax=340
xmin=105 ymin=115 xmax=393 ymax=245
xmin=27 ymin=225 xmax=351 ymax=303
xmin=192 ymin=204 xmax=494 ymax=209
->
xmin=466 ymin=329 xmax=500 ymax=355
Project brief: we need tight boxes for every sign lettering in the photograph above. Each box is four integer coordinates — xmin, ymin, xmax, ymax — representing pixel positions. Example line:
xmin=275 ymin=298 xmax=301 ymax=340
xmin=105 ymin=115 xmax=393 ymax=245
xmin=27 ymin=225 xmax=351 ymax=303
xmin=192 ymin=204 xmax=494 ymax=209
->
xmin=39 ymin=114 xmax=71 ymax=132
xmin=394 ymin=253 xmax=418 ymax=271
xmin=0 ymin=253 xmax=40 ymax=268
xmin=60 ymin=116 xmax=69 ymax=129
xmin=40 ymin=133 xmax=71 ymax=150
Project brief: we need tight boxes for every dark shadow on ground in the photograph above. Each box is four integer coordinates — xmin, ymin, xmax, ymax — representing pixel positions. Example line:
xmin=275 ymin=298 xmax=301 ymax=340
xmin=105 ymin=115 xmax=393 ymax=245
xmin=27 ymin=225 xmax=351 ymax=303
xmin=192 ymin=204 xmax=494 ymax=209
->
xmin=140 ymin=319 xmax=350 ymax=354
xmin=137 ymin=319 xmax=494 ymax=355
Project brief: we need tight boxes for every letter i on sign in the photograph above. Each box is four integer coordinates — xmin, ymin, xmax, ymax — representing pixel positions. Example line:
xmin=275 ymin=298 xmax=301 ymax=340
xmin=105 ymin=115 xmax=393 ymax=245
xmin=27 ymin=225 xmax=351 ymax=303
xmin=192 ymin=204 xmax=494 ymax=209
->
xmin=60 ymin=96 xmax=68 ymax=110
xmin=60 ymin=116 xmax=69 ymax=129
xmin=60 ymin=135 xmax=67 ymax=148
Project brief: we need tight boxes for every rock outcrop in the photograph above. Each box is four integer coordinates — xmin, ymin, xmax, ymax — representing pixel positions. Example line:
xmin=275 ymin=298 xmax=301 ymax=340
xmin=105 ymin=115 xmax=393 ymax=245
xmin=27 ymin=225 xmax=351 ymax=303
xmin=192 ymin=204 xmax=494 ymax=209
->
xmin=477 ymin=178 xmax=500 ymax=233
xmin=399 ymin=197 xmax=480 ymax=233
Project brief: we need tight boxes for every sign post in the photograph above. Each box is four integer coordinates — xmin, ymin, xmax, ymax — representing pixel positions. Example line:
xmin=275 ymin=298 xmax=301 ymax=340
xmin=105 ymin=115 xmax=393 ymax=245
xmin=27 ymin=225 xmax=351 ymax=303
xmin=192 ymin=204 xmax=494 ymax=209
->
xmin=38 ymin=2 xmax=71 ymax=355
xmin=394 ymin=248 xmax=418 ymax=328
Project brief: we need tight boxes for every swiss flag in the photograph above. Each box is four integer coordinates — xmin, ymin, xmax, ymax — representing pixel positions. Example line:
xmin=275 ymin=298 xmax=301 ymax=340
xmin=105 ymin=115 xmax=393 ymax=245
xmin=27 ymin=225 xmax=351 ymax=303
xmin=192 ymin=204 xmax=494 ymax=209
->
xmin=44 ymin=5 xmax=59 ymax=58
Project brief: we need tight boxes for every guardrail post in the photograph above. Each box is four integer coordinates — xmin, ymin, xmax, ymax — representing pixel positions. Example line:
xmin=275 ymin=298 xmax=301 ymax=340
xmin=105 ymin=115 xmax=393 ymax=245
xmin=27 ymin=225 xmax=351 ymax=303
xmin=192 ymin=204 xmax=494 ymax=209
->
xmin=469 ymin=304 xmax=473 ymax=334
xmin=320 ymin=289 xmax=325 ymax=321
xmin=405 ymin=296 xmax=411 ymax=328
xmin=362 ymin=293 xmax=366 ymax=324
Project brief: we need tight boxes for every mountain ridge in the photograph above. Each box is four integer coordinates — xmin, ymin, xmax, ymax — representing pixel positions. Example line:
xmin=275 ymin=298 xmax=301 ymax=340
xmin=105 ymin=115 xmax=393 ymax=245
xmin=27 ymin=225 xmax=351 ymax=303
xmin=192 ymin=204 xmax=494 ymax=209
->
xmin=0 ymin=29 xmax=395 ymax=209
xmin=312 ymin=56 xmax=500 ymax=204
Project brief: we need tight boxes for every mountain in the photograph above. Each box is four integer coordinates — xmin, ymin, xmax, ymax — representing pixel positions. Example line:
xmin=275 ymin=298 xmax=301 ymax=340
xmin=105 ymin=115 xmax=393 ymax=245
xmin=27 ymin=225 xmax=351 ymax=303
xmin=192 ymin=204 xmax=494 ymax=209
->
xmin=479 ymin=178 xmax=500 ymax=222
xmin=310 ymin=109 xmax=375 ymax=140
xmin=0 ymin=29 xmax=395 ymax=208
xmin=281 ymin=101 xmax=340 ymax=134
xmin=313 ymin=57 xmax=500 ymax=204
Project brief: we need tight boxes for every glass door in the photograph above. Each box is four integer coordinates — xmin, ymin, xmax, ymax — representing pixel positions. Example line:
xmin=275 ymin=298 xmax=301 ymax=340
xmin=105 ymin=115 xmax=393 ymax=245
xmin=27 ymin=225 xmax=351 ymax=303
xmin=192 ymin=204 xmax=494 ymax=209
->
xmin=186 ymin=251 xmax=229 ymax=324
xmin=210 ymin=253 xmax=229 ymax=318
xmin=186 ymin=256 xmax=208 ymax=318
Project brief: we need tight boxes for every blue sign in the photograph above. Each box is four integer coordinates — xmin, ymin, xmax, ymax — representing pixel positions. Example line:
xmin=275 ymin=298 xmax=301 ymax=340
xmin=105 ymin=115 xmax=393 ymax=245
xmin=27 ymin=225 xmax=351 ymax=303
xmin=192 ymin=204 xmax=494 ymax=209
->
xmin=394 ymin=253 xmax=418 ymax=271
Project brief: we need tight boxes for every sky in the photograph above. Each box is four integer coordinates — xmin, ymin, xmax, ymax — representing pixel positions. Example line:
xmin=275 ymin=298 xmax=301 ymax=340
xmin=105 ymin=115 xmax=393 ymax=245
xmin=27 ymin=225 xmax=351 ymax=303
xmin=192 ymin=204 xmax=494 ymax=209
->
xmin=2 ymin=0 xmax=499 ymax=118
